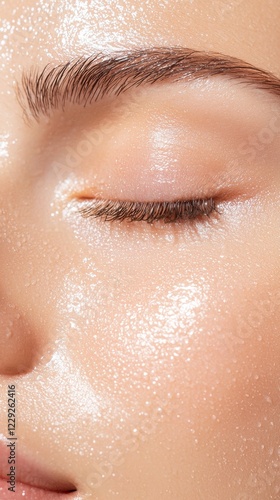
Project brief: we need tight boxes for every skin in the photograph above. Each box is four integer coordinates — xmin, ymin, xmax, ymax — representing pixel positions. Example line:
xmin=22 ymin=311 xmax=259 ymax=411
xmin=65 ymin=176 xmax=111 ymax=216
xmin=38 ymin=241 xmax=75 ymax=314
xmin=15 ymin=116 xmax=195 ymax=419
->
xmin=0 ymin=0 xmax=280 ymax=499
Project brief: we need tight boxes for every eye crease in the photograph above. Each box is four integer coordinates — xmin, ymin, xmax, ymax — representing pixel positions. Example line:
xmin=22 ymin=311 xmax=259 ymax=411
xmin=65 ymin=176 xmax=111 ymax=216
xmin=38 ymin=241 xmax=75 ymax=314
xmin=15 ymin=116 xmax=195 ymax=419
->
xmin=78 ymin=197 xmax=220 ymax=224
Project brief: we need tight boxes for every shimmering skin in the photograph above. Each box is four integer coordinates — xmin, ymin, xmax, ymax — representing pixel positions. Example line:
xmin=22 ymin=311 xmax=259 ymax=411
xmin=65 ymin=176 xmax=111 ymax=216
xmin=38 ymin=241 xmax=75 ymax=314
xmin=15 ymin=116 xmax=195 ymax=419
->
xmin=0 ymin=1 xmax=280 ymax=499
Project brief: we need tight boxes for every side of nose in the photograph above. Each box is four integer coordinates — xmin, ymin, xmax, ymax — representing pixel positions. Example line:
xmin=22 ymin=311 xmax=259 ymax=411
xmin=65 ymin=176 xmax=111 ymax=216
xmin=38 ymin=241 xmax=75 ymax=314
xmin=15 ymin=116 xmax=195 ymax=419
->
xmin=0 ymin=296 xmax=39 ymax=376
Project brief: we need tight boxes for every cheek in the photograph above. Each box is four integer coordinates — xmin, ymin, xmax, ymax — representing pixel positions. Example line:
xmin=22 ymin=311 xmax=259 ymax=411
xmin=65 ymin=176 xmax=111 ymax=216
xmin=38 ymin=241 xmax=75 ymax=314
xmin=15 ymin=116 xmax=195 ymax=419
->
xmin=43 ymin=255 xmax=280 ymax=497
xmin=39 ymin=229 xmax=279 ymax=434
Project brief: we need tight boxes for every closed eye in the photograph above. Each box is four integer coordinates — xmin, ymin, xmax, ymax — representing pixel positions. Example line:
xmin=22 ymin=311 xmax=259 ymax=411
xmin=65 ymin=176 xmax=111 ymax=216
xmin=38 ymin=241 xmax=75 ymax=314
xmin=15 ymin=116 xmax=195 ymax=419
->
xmin=78 ymin=197 xmax=221 ymax=224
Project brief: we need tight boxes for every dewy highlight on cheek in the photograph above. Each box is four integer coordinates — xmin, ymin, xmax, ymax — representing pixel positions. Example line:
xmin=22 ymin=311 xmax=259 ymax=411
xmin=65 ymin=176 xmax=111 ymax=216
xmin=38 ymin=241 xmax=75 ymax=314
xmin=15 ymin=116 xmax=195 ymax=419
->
xmin=0 ymin=0 xmax=280 ymax=499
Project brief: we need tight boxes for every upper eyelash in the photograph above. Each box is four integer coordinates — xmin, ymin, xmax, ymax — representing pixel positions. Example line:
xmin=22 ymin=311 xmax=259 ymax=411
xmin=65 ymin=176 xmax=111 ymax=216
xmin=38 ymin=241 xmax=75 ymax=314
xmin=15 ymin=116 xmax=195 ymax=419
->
xmin=78 ymin=197 xmax=220 ymax=223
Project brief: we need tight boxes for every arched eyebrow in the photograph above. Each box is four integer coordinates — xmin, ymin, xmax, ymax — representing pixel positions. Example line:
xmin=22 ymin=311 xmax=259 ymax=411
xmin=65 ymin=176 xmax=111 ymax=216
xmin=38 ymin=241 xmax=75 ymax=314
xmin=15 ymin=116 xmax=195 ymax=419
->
xmin=16 ymin=46 xmax=280 ymax=122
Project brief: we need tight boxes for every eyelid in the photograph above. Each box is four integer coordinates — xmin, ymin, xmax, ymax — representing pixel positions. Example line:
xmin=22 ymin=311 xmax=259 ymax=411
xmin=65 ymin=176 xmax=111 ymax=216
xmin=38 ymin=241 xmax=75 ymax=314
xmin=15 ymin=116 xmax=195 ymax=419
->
xmin=77 ymin=197 xmax=220 ymax=224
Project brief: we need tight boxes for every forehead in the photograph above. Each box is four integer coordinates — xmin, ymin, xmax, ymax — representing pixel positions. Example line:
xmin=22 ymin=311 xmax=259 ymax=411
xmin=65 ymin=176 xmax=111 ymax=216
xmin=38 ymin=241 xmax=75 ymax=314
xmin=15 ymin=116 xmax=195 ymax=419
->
xmin=1 ymin=0 xmax=280 ymax=75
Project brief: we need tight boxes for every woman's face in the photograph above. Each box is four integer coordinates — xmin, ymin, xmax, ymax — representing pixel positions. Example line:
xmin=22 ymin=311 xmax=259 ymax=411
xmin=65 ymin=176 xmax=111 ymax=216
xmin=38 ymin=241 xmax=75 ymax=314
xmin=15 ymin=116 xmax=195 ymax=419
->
xmin=0 ymin=1 xmax=280 ymax=499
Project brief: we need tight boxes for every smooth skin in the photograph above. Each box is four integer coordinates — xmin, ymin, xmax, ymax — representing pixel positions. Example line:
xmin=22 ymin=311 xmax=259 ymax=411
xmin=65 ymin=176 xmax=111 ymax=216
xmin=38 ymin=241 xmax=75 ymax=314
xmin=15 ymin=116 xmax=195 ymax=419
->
xmin=0 ymin=1 xmax=280 ymax=499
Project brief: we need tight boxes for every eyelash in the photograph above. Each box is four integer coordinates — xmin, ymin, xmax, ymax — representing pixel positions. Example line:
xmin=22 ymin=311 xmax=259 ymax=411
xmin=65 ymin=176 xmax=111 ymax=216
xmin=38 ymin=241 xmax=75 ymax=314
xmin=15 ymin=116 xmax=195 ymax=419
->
xmin=78 ymin=197 xmax=221 ymax=224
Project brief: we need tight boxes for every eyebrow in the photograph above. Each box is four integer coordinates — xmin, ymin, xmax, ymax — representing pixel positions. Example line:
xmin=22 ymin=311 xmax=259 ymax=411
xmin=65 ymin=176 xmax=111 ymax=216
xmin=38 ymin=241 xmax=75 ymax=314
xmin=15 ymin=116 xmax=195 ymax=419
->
xmin=17 ymin=47 xmax=280 ymax=122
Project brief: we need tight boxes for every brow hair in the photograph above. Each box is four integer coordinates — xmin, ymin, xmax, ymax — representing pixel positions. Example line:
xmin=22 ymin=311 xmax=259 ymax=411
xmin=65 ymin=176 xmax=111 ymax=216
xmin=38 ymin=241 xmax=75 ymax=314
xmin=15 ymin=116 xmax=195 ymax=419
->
xmin=17 ymin=47 xmax=280 ymax=122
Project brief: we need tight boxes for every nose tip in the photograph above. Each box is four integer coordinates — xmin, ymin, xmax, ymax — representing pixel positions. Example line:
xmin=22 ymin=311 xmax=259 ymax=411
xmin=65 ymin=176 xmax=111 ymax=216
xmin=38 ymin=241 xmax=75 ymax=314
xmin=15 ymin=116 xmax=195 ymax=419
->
xmin=0 ymin=299 xmax=40 ymax=376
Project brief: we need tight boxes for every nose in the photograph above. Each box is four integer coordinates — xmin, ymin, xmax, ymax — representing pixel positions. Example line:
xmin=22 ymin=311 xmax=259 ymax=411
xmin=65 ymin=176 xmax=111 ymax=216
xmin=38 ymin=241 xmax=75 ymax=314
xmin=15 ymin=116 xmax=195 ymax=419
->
xmin=0 ymin=295 xmax=39 ymax=376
